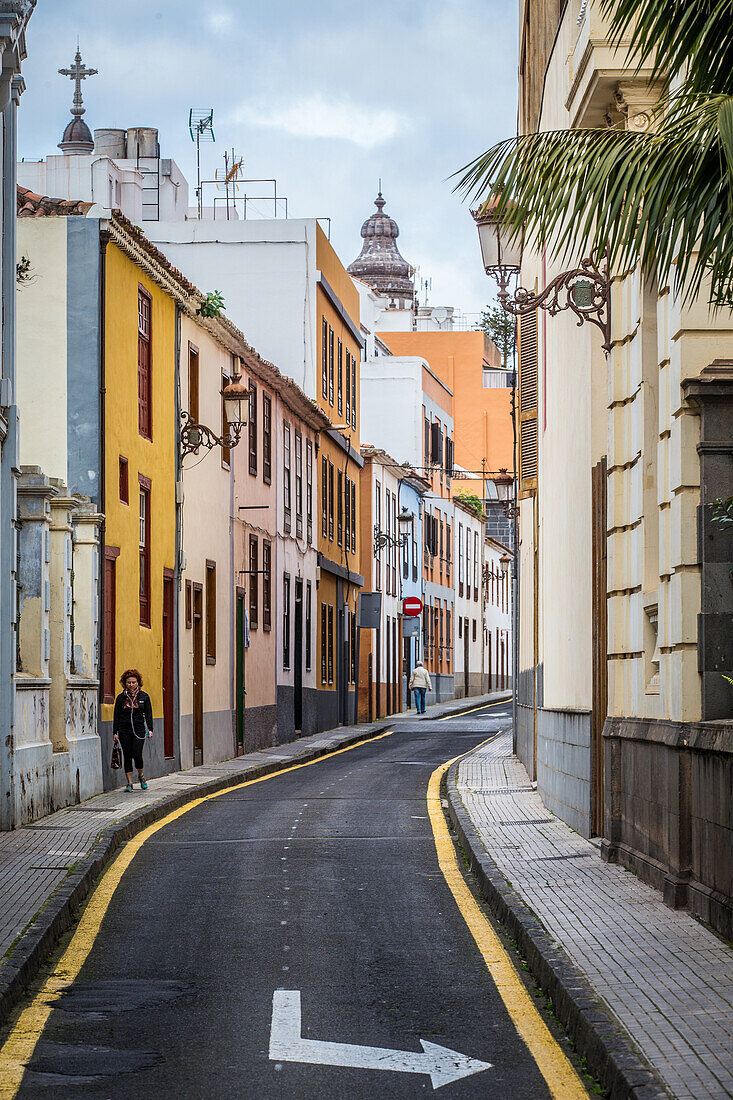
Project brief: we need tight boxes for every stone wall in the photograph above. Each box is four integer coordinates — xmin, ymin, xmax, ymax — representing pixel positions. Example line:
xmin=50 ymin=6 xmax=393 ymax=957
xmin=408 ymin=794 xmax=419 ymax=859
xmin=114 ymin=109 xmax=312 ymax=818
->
xmin=602 ymin=717 xmax=733 ymax=940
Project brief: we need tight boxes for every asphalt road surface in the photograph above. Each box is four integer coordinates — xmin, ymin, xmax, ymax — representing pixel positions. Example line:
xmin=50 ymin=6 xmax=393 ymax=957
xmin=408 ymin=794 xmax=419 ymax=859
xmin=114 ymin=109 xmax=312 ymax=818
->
xmin=14 ymin=701 xmax=572 ymax=1098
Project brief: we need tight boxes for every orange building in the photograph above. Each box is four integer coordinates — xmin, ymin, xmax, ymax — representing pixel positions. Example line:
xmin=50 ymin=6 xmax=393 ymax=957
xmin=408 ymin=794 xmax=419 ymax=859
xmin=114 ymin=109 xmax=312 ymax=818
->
xmin=379 ymin=329 xmax=513 ymax=480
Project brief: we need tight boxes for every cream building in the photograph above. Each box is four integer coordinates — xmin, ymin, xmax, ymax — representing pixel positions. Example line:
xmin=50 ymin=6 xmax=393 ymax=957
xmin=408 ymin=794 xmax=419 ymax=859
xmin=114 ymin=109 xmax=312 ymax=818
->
xmin=453 ymin=498 xmax=486 ymax=699
xmin=512 ymin=0 xmax=733 ymax=938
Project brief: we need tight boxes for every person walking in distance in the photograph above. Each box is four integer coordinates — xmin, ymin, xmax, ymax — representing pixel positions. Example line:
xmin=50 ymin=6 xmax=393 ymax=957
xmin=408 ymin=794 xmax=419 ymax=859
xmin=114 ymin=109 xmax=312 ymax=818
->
xmin=409 ymin=660 xmax=432 ymax=715
xmin=113 ymin=669 xmax=154 ymax=791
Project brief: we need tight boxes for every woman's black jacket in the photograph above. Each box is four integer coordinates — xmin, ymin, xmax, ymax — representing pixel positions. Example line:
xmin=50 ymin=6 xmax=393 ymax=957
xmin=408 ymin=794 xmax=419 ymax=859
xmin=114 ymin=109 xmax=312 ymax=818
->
xmin=112 ymin=691 xmax=154 ymax=739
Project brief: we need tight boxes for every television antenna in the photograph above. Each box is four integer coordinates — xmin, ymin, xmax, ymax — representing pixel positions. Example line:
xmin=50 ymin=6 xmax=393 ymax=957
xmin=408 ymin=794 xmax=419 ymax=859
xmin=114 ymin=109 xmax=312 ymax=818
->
xmin=215 ymin=148 xmax=245 ymax=220
xmin=189 ymin=108 xmax=215 ymax=218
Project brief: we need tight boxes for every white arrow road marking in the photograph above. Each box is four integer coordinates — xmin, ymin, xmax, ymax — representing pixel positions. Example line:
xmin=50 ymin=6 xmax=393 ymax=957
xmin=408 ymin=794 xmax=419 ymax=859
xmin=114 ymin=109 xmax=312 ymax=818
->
xmin=268 ymin=990 xmax=492 ymax=1090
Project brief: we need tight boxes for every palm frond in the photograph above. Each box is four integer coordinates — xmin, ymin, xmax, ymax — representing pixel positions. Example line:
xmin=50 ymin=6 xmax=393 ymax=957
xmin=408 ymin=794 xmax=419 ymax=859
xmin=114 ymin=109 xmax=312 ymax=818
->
xmin=456 ymin=94 xmax=733 ymax=307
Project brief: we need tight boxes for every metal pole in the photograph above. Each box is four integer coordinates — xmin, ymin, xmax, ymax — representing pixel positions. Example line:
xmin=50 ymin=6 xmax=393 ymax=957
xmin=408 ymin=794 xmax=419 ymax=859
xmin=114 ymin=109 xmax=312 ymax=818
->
xmin=511 ymin=345 xmax=519 ymax=754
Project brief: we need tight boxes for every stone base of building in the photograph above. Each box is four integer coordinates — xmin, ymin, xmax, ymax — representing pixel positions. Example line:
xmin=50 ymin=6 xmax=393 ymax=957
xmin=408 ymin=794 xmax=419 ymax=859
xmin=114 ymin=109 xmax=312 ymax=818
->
xmin=100 ymin=717 xmax=183 ymax=791
xmin=514 ymin=697 xmax=592 ymax=838
xmin=602 ymin=715 xmax=733 ymax=940
xmin=12 ymin=732 xmax=103 ymax=826
xmin=453 ymin=672 xmax=485 ymax=700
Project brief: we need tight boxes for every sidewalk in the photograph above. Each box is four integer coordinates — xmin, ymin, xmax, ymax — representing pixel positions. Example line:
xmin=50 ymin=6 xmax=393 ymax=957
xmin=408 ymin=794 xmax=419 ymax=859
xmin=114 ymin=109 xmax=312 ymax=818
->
xmin=447 ymin=731 xmax=733 ymax=1100
xmin=0 ymin=690 xmax=504 ymax=1029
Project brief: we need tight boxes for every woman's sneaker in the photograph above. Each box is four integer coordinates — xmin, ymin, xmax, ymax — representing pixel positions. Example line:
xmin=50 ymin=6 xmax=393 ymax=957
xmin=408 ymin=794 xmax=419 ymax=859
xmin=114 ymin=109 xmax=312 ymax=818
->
xmin=140 ymin=778 xmax=148 ymax=790
xmin=125 ymin=783 xmax=134 ymax=792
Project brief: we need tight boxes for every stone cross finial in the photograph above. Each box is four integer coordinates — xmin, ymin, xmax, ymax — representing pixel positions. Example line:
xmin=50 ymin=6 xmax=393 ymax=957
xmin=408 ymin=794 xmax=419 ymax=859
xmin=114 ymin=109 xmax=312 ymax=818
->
xmin=58 ymin=47 xmax=97 ymax=118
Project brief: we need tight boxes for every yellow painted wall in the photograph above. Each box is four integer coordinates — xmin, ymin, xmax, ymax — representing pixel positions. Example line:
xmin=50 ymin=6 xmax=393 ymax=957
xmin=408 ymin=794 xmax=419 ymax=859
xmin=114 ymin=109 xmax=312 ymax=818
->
xmin=101 ymin=242 xmax=177 ymax=725
xmin=316 ymin=225 xmax=360 ymax=325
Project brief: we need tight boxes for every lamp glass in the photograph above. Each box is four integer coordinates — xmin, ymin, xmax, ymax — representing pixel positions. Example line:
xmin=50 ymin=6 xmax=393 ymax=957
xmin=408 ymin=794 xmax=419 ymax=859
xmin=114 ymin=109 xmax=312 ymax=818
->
xmin=476 ymin=213 xmax=522 ymax=275
xmin=397 ymin=507 xmax=412 ymax=528
xmin=499 ymin=555 xmax=511 ymax=575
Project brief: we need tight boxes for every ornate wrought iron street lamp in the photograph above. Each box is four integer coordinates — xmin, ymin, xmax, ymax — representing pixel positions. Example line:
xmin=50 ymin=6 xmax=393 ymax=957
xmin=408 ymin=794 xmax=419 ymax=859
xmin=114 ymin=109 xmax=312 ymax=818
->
xmin=473 ymin=199 xmax=611 ymax=352
xmin=180 ymin=374 xmax=249 ymax=458
xmin=373 ymin=506 xmax=413 ymax=556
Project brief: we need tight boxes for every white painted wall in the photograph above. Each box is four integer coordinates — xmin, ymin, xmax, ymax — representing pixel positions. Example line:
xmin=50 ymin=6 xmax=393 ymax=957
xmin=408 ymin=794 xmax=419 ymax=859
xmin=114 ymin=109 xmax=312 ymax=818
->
xmin=17 ymin=218 xmax=69 ymax=481
xmin=147 ymin=219 xmax=319 ymax=399
xmin=360 ymin=357 xmax=428 ymax=468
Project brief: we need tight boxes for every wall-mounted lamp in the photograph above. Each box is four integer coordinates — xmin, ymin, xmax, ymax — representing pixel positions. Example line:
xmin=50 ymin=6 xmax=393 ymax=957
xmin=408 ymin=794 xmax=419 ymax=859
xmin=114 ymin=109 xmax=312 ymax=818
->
xmin=473 ymin=200 xmax=610 ymax=352
xmin=373 ymin=507 xmax=413 ymax=556
xmin=180 ymin=374 xmax=249 ymax=458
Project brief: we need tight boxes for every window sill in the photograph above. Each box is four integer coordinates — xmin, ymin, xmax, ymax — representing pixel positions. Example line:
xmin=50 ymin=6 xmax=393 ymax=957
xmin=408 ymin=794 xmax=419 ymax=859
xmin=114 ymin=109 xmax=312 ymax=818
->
xmin=139 ymin=620 xmax=151 ymax=630
xmin=206 ymin=656 xmax=216 ymax=666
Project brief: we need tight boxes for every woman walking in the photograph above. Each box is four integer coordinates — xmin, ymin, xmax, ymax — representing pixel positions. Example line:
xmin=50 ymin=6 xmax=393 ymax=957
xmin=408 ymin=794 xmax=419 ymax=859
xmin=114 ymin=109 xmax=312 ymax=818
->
xmin=113 ymin=669 xmax=154 ymax=791
xmin=409 ymin=660 xmax=432 ymax=715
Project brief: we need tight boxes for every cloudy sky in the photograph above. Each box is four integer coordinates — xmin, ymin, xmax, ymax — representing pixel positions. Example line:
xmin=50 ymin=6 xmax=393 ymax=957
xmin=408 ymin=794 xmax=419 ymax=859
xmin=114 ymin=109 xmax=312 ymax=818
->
xmin=19 ymin=0 xmax=518 ymax=316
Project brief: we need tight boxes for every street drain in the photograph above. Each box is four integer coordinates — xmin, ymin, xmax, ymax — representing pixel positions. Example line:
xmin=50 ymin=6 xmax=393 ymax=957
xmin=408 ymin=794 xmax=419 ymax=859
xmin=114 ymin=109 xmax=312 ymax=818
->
xmin=499 ymin=819 xmax=553 ymax=825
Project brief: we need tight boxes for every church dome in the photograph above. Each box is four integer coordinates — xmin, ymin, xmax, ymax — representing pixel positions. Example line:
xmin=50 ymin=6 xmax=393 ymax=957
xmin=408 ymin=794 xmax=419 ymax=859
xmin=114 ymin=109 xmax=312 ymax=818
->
xmin=347 ymin=193 xmax=415 ymax=304
xmin=59 ymin=116 xmax=93 ymax=153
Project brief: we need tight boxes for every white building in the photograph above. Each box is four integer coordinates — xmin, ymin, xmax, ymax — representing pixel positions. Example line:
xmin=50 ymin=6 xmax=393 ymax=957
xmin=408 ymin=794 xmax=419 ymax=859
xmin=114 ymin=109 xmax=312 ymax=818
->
xmin=484 ymin=536 xmax=513 ymax=694
xmin=453 ymin=498 xmax=485 ymax=699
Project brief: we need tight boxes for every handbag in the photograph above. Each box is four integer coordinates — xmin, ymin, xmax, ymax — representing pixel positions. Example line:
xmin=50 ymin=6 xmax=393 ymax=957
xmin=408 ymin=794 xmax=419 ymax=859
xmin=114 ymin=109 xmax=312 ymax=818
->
xmin=110 ymin=739 xmax=122 ymax=770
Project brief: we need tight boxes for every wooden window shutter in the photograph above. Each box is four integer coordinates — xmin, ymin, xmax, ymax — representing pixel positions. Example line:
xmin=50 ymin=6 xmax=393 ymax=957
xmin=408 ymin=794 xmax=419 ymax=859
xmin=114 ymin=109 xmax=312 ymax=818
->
xmin=519 ymin=310 xmax=538 ymax=488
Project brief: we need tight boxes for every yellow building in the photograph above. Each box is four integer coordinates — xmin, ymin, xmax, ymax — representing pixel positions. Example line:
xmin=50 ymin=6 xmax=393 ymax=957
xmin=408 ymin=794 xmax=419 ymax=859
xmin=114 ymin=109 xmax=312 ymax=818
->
xmin=314 ymin=227 xmax=364 ymax=729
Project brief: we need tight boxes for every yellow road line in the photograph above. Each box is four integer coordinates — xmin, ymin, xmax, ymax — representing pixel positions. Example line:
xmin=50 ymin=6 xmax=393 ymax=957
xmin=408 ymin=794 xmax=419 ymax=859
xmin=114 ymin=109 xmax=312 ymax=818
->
xmin=438 ymin=698 xmax=511 ymax=720
xmin=427 ymin=757 xmax=587 ymax=1099
xmin=0 ymin=730 xmax=392 ymax=1098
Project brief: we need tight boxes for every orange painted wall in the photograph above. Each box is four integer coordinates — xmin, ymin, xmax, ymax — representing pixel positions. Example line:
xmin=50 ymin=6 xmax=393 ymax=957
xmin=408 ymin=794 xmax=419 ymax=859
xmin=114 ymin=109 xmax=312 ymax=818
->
xmin=382 ymin=330 xmax=513 ymax=477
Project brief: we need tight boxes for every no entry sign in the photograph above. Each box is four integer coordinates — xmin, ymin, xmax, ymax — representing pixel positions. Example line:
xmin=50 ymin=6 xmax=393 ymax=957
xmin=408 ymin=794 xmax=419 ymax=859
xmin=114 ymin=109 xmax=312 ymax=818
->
xmin=402 ymin=596 xmax=423 ymax=618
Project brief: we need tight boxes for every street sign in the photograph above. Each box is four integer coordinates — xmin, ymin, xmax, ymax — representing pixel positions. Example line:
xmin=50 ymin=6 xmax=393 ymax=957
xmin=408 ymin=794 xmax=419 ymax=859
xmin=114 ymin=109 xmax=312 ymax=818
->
xmin=358 ymin=592 xmax=382 ymax=629
xmin=402 ymin=596 xmax=423 ymax=617
xmin=402 ymin=616 xmax=420 ymax=637
xmin=269 ymin=990 xmax=492 ymax=1089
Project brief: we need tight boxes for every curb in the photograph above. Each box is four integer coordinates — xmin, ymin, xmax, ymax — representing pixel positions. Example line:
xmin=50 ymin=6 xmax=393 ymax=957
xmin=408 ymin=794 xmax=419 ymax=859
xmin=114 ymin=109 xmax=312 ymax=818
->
xmin=445 ymin=760 xmax=669 ymax=1100
xmin=0 ymin=724 xmax=388 ymax=1031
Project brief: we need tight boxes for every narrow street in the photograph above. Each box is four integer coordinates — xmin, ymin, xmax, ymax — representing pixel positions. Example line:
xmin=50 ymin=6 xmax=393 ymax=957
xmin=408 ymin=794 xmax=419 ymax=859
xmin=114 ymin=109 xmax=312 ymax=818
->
xmin=8 ymin=702 xmax=582 ymax=1099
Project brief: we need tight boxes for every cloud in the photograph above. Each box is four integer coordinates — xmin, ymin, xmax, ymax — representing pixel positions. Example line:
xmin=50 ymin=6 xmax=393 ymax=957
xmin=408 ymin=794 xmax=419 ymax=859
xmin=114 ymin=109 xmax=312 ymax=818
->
xmin=229 ymin=95 xmax=408 ymax=150
xmin=206 ymin=10 xmax=234 ymax=35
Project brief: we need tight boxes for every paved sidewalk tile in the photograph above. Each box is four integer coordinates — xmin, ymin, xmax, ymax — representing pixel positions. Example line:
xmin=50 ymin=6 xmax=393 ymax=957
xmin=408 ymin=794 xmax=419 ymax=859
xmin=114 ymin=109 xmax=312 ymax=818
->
xmin=457 ymin=732 xmax=733 ymax=1100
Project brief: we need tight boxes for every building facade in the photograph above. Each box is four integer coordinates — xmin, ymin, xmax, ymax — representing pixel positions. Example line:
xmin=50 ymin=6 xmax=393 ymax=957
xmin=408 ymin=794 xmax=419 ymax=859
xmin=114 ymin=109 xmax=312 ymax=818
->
xmin=513 ymin=0 xmax=733 ymax=936
xmin=0 ymin=0 xmax=34 ymax=829
xmin=453 ymin=498 xmax=485 ymax=699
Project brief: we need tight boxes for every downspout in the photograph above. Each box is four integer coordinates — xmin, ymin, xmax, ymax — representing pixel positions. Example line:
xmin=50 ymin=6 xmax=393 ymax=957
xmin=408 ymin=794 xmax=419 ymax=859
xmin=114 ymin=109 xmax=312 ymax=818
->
xmin=96 ymin=227 xmax=109 ymax=727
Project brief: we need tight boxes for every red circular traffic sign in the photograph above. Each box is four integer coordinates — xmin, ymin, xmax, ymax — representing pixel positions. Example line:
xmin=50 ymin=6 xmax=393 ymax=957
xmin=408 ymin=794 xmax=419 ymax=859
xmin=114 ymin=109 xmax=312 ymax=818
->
xmin=402 ymin=596 xmax=423 ymax=617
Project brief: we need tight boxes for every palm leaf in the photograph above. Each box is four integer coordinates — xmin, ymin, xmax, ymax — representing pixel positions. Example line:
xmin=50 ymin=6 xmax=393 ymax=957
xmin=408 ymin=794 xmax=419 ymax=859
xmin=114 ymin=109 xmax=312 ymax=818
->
xmin=457 ymin=93 xmax=733 ymax=307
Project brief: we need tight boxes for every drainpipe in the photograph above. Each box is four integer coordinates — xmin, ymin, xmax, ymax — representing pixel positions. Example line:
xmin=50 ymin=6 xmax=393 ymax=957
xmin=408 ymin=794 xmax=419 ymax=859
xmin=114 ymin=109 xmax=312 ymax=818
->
xmin=96 ymin=226 xmax=109 ymax=726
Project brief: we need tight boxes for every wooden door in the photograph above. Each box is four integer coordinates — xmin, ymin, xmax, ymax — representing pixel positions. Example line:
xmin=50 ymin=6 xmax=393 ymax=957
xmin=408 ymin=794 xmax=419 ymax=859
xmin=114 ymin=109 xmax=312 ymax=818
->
xmin=464 ymin=622 xmax=469 ymax=696
xmin=236 ymin=590 xmax=245 ymax=754
xmin=294 ymin=580 xmax=303 ymax=732
xmin=162 ymin=571 xmax=175 ymax=759
xmin=103 ymin=553 xmax=117 ymax=703
xmin=193 ymin=583 xmax=204 ymax=766
xmin=591 ymin=458 xmax=608 ymax=836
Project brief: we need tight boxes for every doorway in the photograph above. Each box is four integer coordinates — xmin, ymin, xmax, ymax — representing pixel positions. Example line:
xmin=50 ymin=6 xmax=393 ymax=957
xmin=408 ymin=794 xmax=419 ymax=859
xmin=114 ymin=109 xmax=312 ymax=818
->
xmin=236 ymin=588 xmax=245 ymax=754
xmin=463 ymin=619 xmax=469 ymax=697
xmin=192 ymin=582 xmax=204 ymax=766
xmin=162 ymin=570 xmax=175 ymax=759
xmin=294 ymin=579 xmax=303 ymax=733
xmin=591 ymin=457 xmax=608 ymax=836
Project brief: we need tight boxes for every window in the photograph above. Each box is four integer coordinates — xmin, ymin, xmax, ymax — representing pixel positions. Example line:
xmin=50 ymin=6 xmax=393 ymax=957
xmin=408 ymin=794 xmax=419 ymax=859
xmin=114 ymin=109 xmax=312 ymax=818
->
xmin=283 ymin=574 xmax=291 ymax=668
xmin=328 ymin=326 xmax=334 ymax=405
xmin=430 ymin=421 xmax=442 ymax=465
xmin=412 ymin=530 xmax=418 ymax=582
xmin=350 ymin=611 xmax=357 ymax=682
xmin=351 ymin=352 xmax=357 ymax=429
xmin=402 ymin=530 xmax=409 ymax=579
xmin=337 ymin=470 xmax=343 ymax=545
xmin=119 ymin=456 xmax=129 ymax=504
xmin=446 ymin=436 xmax=454 ymax=480
xmin=138 ymin=288 xmax=152 ymax=439
xmin=185 ymin=579 xmax=192 ymax=629
xmin=263 ymin=541 xmax=271 ymax=630
xmin=337 ymin=339 xmax=343 ymax=415
xmin=385 ymin=489 xmax=391 ymax=594
xmin=327 ymin=604 xmax=334 ymax=683
xmin=283 ymin=421 xmax=292 ymax=533
xmin=262 ymin=393 xmax=272 ymax=484
xmin=321 ymin=455 xmax=328 ymax=537
xmin=446 ymin=608 xmax=452 ymax=660
xmin=206 ymin=559 xmax=216 ymax=662
xmin=249 ymin=536 xmax=258 ymax=629
xmin=321 ymin=603 xmax=327 ymax=682
xmin=446 ymin=522 xmax=452 ymax=577
xmin=345 ymin=476 xmax=351 ymax=552
xmin=188 ymin=344 xmax=199 ymax=423
xmin=221 ymin=372 xmax=232 ymax=469
xmin=248 ymin=381 xmax=258 ymax=476
xmin=459 ymin=524 xmax=464 ymax=596
xmin=424 ymin=416 xmax=430 ymax=467
xmin=474 ymin=532 xmax=479 ymax=600
xmin=306 ymin=439 xmax=313 ymax=543
xmin=138 ymin=477 xmax=151 ymax=626
xmin=391 ymin=492 xmax=396 ymax=590
xmin=328 ymin=460 xmax=334 ymax=540
xmin=351 ymin=481 xmax=356 ymax=553
xmin=305 ymin=581 xmax=312 ymax=670
xmin=375 ymin=481 xmax=381 ymax=590
xmin=295 ymin=430 xmax=303 ymax=538
xmin=473 ymin=618 xmax=477 ymax=642
xmin=103 ymin=547 xmax=118 ymax=703
xmin=322 ymin=317 xmax=328 ymax=398
xmin=346 ymin=352 xmax=351 ymax=424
